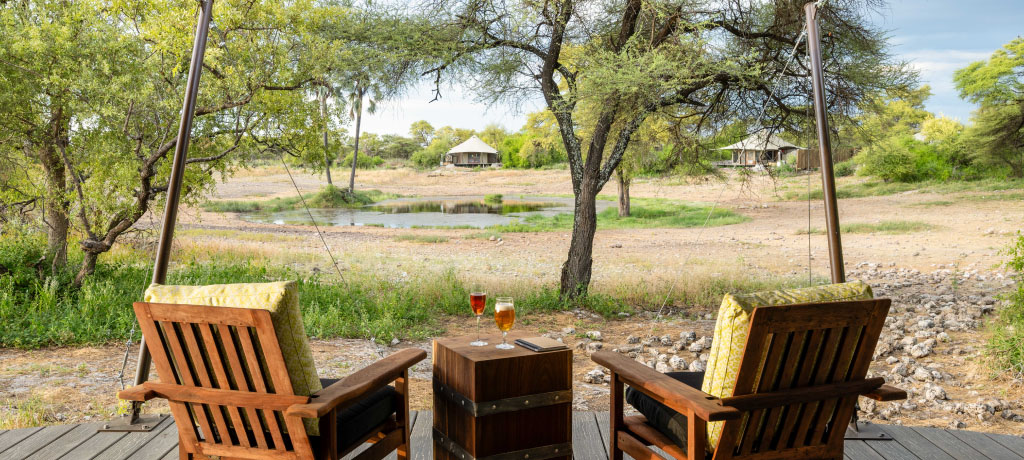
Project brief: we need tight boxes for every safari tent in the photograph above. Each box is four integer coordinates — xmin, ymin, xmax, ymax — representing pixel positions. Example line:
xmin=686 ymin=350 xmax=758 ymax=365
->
xmin=443 ymin=135 xmax=501 ymax=167
xmin=719 ymin=130 xmax=805 ymax=167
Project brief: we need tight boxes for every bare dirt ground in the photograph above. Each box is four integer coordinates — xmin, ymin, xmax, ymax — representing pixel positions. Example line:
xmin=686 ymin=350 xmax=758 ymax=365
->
xmin=2 ymin=167 xmax=1022 ymax=436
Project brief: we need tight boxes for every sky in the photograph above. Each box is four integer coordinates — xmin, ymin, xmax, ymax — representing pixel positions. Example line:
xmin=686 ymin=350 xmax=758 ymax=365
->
xmin=359 ymin=1 xmax=1024 ymax=136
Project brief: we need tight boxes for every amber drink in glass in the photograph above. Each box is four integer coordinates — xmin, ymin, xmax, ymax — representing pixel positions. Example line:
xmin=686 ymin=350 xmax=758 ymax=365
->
xmin=470 ymin=292 xmax=487 ymax=346
xmin=494 ymin=297 xmax=515 ymax=350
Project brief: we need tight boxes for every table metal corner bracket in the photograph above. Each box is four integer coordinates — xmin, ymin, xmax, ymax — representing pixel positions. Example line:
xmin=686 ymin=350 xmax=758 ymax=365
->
xmin=433 ymin=379 xmax=572 ymax=417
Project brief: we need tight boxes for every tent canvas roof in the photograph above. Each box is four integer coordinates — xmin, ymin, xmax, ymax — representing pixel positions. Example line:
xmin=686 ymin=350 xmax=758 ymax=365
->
xmin=718 ymin=131 xmax=805 ymax=151
xmin=447 ymin=135 xmax=498 ymax=154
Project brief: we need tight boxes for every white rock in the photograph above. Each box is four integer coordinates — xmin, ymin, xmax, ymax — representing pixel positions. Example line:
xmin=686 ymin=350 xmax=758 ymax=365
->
xmin=584 ymin=369 xmax=606 ymax=384
xmin=586 ymin=331 xmax=603 ymax=341
xmin=669 ymin=355 xmax=687 ymax=370
xmin=688 ymin=360 xmax=706 ymax=372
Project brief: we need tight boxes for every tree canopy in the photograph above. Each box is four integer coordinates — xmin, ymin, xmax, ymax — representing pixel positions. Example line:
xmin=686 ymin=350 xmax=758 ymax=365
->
xmin=405 ymin=0 xmax=914 ymax=297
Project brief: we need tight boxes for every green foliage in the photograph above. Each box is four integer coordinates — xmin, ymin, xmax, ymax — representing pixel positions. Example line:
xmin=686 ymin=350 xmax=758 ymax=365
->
xmin=410 ymin=146 xmax=445 ymax=169
xmin=484 ymin=194 xmax=503 ymax=204
xmin=202 ymin=187 xmax=397 ymax=213
xmin=855 ymin=136 xmax=952 ymax=182
xmin=955 ymin=38 xmax=1024 ymax=178
xmin=833 ymin=160 xmax=856 ymax=177
xmin=988 ymin=233 xmax=1024 ymax=377
xmin=340 ymin=152 xmax=385 ymax=169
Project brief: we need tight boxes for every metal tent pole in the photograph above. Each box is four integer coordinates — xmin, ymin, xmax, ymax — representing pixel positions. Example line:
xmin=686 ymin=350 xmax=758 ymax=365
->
xmin=805 ymin=1 xmax=845 ymax=284
xmin=106 ymin=0 xmax=215 ymax=431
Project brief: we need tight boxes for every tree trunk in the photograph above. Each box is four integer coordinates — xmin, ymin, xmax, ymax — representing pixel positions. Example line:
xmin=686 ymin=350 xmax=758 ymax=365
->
xmin=320 ymin=89 xmax=332 ymax=185
xmin=75 ymin=251 xmax=98 ymax=285
xmin=616 ymin=170 xmax=631 ymax=217
xmin=36 ymin=143 xmax=69 ymax=274
xmin=560 ymin=179 xmax=598 ymax=299
xmin=44 ymin=198 xmax=69 ymax=273
xmin=349 ymin=87 xmax=363 ymax=194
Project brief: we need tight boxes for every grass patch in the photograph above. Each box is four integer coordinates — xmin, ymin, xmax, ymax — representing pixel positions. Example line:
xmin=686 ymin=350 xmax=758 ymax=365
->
xmin=478 ymin=198 xmax=747 ymax=233
xmin=782 ymin=178 xmax=1024 ymax=201
xmin=484 ymin=193 xmax=503 ymax=204
xmin=910 ymin=200 xmax=957 ymax=207
xmin=393 ymin=234 xmax=450 ymax=244
xmin=797 ymin=220 xmax=936 ymax=235
xmin=203 ymin=186 xmax=400 ymax=213
xmin=988 ymin=233 xmax=1024 ymax=378
xmin=0 ymin=396 xmax=55 ymax=430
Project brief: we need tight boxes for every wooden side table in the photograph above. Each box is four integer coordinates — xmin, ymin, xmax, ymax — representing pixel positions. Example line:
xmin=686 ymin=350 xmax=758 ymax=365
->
xmin=433 ymin=333 xmax=573 ymax=460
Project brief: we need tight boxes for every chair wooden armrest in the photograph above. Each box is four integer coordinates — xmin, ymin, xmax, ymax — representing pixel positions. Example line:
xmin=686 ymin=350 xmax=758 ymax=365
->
xmin=592 ymin=351 xmax=741 ymax=422
xmin=286 ymin=348 xmax=426 ymax=418
xmin=862 ymin=384 xmax=906 ymax=402
xmin=117 ymin=385 xmax=157 ymax=402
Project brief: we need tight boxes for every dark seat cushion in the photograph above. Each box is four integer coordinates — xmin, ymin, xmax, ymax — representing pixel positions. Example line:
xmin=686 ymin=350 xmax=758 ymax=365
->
xmin=625 ymin=371 xmax=705 ymax=451
xmin=316 ymin=378 xmax=398 ymax=448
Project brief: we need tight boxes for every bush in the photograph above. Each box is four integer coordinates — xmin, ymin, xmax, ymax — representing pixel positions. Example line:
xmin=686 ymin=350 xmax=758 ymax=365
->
xmin=856 ymin=136 xmax=954 ymax=183
xmin=988 ymin=233 xmax=1024 ymax=377
xmin=833 ymin=160 xmax=856 ymax=177
xmin=484 ymin=194 xmax=503 ymax=204
xmin=410 ymin=149 xmax=443 ymax=169
xmin=856 ymin=136 xmax=919 ymax=182
xmin=339 ymin=152 xmax=384 ymax=169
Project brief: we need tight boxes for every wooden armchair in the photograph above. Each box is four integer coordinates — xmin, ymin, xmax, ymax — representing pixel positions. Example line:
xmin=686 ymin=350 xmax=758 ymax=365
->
xmin=593 ymin=299 xmax=906 ymax=460
xmin=118 ymin=301 xmax=426 ymax=460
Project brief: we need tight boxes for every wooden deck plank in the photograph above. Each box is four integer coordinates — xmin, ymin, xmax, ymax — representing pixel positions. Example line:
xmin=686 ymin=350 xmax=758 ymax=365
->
xmin=947 ymin=428 xmax=1024 ymax=460
xmin=93 ymin=416 xmax=176 ymax=460
xmin=843 ymin=439 xmax=888 ymax=460
xmin=573 ymin=411 xmax=608 ymax=460
xmin=913 ymin=425 xmax=989 ymax=459
xmin=873 ymin=424 xmax=955 ymax=460
xmin=0 ymin=427 xmax=43 ymax=456
xmin=0 ymin=424 xmax=76 ymax=459
xmin=57 ymin=429 xmax=127 ymax=460
xmin=123 ymin=419 xmax=181 ymax=460
xmin=411 ymin=409 xmax=432 ymax=460
xmin=862 ymin=433 xmax=921 ymax=460
xmin=985 ymin=431 xmax=1024 ymax=454
xmin=26 ymin=423 xmax=107 ymax=460
xmin=2 ymin=413 xmax=1022 ymax=460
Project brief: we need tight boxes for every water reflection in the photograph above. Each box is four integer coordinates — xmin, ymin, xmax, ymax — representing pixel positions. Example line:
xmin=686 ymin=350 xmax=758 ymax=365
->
xmin=367 ymin=201 xmax=552 ymax=215
xmin=238 ymin=196 xmax=593 ymax=229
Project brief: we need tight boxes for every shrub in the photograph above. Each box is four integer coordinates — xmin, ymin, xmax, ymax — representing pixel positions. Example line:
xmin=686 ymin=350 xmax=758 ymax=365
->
xmin=339 ymin=152 xmax=384 ymax=169
xmin=833 ymin=160 xmax=855 ymax=177
xmin=410 ymin=148 xmax=443 ymax=169
xmin=856 ymin=136 xmax=919 ymax=182
xmin=988 ymin=232 xmax=1024 ymax=377
xmin=484 ymin=194 xmax=503 ymax=204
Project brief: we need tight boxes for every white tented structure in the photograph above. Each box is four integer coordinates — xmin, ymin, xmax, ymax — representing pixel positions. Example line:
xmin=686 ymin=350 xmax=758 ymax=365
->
xmin=444 ymin=135 xmax=501 ymax=167
xmin=718 ymin=130 xmax=804 ymax=167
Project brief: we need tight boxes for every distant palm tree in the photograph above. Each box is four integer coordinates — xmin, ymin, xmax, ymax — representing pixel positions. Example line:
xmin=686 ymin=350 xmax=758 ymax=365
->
xmin=344 ymin=80 xmax=378 ymax=193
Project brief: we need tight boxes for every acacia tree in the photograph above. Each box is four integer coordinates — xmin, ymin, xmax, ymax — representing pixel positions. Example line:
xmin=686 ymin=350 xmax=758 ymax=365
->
xmin=415 ymin=0 xmax=910 ymax=298
xmin=0 ymin=0 xmax=396 ymax=283
xmin=955 ymin=38 xmax=1024 ymax=178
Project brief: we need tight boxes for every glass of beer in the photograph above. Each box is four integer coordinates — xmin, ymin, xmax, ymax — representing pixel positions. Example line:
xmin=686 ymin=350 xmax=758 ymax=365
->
xmin=494 ymin=297 xmax=515 ymax=350
xmin=469 ymin=291 xmax=487 ymax=346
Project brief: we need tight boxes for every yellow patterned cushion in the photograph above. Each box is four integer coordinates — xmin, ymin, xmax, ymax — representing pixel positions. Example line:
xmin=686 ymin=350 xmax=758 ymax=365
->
xmin=701 ymin=281 xmax=873 ymax=450
xmin=144 ymin=281 xmax=322 ymax=435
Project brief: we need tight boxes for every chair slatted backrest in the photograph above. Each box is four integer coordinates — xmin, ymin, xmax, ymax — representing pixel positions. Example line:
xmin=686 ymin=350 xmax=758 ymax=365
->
xmin=712 ymin=298 xmax=890 ymax=460
xmin=134 ymin=302 xmax=314 ymax=460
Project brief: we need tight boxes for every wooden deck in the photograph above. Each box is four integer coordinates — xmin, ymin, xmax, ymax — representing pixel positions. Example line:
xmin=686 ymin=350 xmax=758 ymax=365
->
xmin=0 ymin=412 xmax=1021 ymax=459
